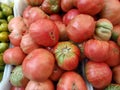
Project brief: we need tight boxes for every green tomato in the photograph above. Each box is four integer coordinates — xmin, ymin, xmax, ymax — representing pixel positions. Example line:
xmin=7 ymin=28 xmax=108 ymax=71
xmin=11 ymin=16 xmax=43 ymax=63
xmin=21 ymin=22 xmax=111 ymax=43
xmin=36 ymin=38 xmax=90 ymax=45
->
xmin=9 ymin=2 xmax=14 ymax=8
xmin=0 ymin=11 xmax=4 ymax=19
xmin=0 ymin=31 xmax=9 ymax=42
xmin=0 ymin=42 xmax=9 ymax=53
xmin=0 ymin=53 xmax=5 ymax=65
xmin=0 ymin=19 xmax=7 ymax=24
xmin=105 ymin=84 xmax=120 ymax=90
xmin=7 ymin=15 xmax=14 ymax=22
xmin=1 ymin=6 xmax=13 ymax=17
xmin=0 ymin=3 xmax=9 ymax=9
xmin=0 ymin=23 xmax=8 ymax=32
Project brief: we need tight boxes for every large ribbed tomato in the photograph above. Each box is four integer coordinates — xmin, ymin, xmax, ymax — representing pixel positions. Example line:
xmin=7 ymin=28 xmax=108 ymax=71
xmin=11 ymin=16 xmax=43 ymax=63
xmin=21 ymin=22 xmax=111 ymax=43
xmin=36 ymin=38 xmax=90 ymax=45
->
xmin=85 ymin=61 xmax=112 ymax=89
xmin=22 ymin=48 xmax=55 ymax=82
xmin=84 ymin=39 xmax=110 ymax=62
xmin=29 ymin=18 xmax=59 ymax=47
xmin=57 ymin=71 xmax=87 ymax=90
xmin=66 ymin=14 xmax=95 ymax=43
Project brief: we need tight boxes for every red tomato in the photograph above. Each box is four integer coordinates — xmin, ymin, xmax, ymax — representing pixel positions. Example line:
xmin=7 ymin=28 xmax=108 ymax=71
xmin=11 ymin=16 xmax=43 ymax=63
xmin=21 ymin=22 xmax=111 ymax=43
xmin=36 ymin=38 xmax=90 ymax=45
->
xmin=105 ymin=41 xmax=120 ymax=67
xmin=9 ymin=30 xmax=23 ymax=46
xmin=85 ymin=61 xmax=112 ymax=89
xmin=67 ymin=14 xmax=95 ymax=43
xmin=54 ymin=21 xmax=69 ymax=41
xmin=100 ymin=0 xmax=120 ymax=25
xmin=112 ymin=65 xmax=120 ymax=84
xmin=20 ymin=33 xmax=39 ymax=54
xmin=61 ymin=0 xmax=74 ymax=12
xmin=111 ymin=24 xmax=120 ymax=42
xmin=3 ymin=47 xmax=26 ymax=65
xmin=49 ymin=63 xmax=64 ymax=81
xmin=25 ymin=79 xmax=55 ymax=90
xmin=22 ymin=7 xmax=49 ymax=26
xmin=10 ymin=86 xmax=25 ymax=90
xmin=76 ymin=0 xmax=104 ymax=16
xmin=57 ymin=71 xmax=87 ymax=90
xmin=50 ymin=14 xmax=62 ymax=22
xmin=63 ymin=9 xmax=80 ymax=25
xmin=84 ymin=39 xmax=110 ymax=62
xmin=25 ymin=0 xmax=43 ymax=6
xmin=29 ymin=18 xmax=59 ymax=47
xmin=22 ymin=48 xmax=55 ymax=82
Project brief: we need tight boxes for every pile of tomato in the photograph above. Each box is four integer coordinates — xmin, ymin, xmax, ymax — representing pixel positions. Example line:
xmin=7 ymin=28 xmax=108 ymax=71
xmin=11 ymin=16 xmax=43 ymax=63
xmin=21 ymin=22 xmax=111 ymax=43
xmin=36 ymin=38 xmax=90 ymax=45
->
xmin=2 ymin=0 xmax=120 ymax=90
xmin=0 ymin=2 xmax=14 ymax=81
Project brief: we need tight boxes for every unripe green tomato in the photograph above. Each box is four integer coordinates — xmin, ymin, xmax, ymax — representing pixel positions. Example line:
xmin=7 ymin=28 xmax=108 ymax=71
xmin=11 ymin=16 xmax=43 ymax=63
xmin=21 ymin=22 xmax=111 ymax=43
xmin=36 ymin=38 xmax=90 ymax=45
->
xmin=0 ymin=31 xmax=9 ymax=42
xmin=0 ymin=19 xmax=7 ymax=24
xmin=2 ymin=7 xmax=13 ymax=17
xmin=0 ymin=53 xmax=5 ymax=65
xmin=0 ymin=11 xmax=4 ymax=19
xmin=0 ymin=42 xmax=9 ymax=53
xmin=7 ymin=15 xmax=14 ymax=22
xmin=0 ymin=23 xmax=8 ymax=32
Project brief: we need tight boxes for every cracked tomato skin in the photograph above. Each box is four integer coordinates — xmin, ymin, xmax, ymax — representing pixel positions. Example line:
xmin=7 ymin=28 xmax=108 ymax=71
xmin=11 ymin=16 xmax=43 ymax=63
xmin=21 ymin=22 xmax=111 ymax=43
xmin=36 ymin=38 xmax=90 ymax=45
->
xmin=57 ymin=71 xmax=87 ymax=90
xmin=29 ymin=18 xmax=59 ymax=47
xmin=53 ymin=41 xmax=80 ymax=70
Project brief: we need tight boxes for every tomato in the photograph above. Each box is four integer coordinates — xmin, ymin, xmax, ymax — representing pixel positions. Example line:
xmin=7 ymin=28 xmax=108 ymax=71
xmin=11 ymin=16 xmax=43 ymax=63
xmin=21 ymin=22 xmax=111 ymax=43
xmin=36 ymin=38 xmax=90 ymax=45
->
xmin=25 ymin=79 xmax=55 ymax=90
xmin=100 ymin=0 xmax=120 ymax=25
xmin=94 ymin=19 xmax=113 ymax=41
xmin=53 ymin=41 xmax=80 ymax=70
xmin=57 ymin=71 xmax=87 ymax=90
xmin=85 ymin=61 xmax=112 ymax=89
xmin=84 ymin=39 xmax=110 ymax=62
xmin=66 ymin=14 xmax=95 ymax=43
xmin=20 ymin=33 xmax=39 ymax=54
xmin=112 ymin=65 xmax=120 ymax=84
xmin=10 ymin=86 xmax=25 ymax=90
xmin=25 ymin=0 xmax=43 ymax=6
xmin=49 ymin=63 xmax=64 ymax=81
xmin=3 ymin=47 xmax=26 ymax=65
xmin=76 ymin=0 xmax=104 ymax=16
xmin=22 ymin=7 xmax=49 ymax=26
xmin=50 ymin=14 xmax=62 ymax=22
xmin=61 ymin=0 xmax=74 ymax=12
xmin=10 ymin=65 xmax=29 ymax=87
xmin=63 ymin=9 xmax=80 ymax=25
xmin=41 ymin=0 xmax=61 ymax=14
xmin=105 ymin=41 xmax=120 ymax=67
xmin=111 ymin=24 xmax=120 ymax=42
xmin=8 ymin=16 xmax=27 ymax=33
xmin=9 ymin=30 xmax=23 ymax=46
xmin=54 ymin=21 xmax=68 ymax=41
xmin=29 ymin=18 xmax=59 ymax=47
xmin=22 ymin=48 xmax=55 ymax=82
